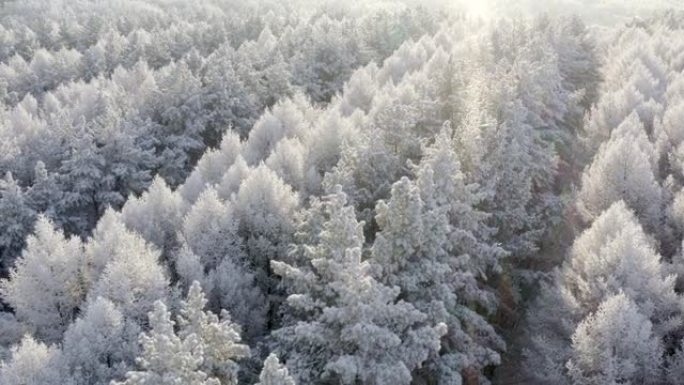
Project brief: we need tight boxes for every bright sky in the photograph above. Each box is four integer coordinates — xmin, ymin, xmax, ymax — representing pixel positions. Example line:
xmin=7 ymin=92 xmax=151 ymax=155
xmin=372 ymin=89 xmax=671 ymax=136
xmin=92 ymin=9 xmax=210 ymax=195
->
xmin=456 ymin=0 xmax=684 ymax=24
xmin=458 ymin=0 xmax=495 ymax=19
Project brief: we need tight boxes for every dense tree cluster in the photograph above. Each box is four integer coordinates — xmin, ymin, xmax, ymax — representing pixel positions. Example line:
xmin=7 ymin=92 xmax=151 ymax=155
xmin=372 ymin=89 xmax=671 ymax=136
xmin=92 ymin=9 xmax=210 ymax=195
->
xmin=0 ymin=0 xmax=443 ymax=276
xmin=14 ymin=1 xmax=684 ymax=385
xmin=522 ymin=12 xmax=684 ymax=385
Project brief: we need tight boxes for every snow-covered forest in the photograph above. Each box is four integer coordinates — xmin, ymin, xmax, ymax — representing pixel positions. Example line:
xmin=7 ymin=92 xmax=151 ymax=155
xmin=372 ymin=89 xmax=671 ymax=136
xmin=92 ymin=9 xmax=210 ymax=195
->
xmin=1 ymin=0 xmax=684 ymax=384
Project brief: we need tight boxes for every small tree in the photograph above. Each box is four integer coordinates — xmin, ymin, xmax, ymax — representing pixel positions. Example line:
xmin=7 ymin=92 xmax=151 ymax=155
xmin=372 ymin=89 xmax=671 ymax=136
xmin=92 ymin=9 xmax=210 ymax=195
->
xmin=256 ymin=354 xmax=296 ymax=385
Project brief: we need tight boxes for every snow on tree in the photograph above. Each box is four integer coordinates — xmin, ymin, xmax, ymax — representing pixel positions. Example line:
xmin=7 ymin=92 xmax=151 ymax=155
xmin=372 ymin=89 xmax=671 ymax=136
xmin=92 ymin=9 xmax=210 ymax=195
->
xmin=26 ymin=161 xmax=61 ymax=221
xmin=121 ymin=176 xmax=185 ymax=253
xmin=217 ymin=155 xmax=251 ymax=200
xmin=577 ymin=118 xmax=662 ymax=232
xmin=234 ymin=26 xmax=292 ymax=111
xmin=457 ymin=73 xmax=558 ymax=257
xmin=563 ymin=200 xmax=680 ymax=332
xmin=567 ymin=293 xmax=662 ymax=385
xmin=0 ymin=335 xmax=65 ymax=385
xmin=655 ymin=99 xmax=684 ymax=175
xmin=173 ymin=243 xmax=265 ymax=342
xmin=151 ymin=60 xmax=207 ymax=185
xmin=233 ymin=165 xmax=299 ymax=306
xmin=523 ymin=201 xmax=682 ymax=384
xmin=93 ymin=112 xmax=156 ymax=203
xmin=86 ymin=209 xmax=155 ymax=278
xmin=265 ymin=137 xmax=306 ymax=193
xmin=0 ymin=216 xmax=85 ymax=342
xmin=291 ymin=16 xmax=363 ymax=103
xmin=86 ymin=210 xmax=168 ymax=322
xmin=543 ymin=16 xmax=600 ymax=111
xmin=271 ymin=188 xmax=445 ymax=385
xmin=113 ymin=301 xmax=215 ymax=385
xmin=201 ymin=45 xmax=257 ymax=138
xmin=323 ymin=53 xmax=451 ymax=216
xmin=256 ymin=354 xmax=296 ymax=385
xmin=178 ymin=131 xmax=242 ymax=204
xmin=174 ymin=245 xmax=205 ymax=290
xmin=303 ymin=109 xmax=355 ymax=197
xmin=242 ymin=98 xmax=308 ymax=166
xmin=371 ymin=126 xmax=506 ymax=382
xmin=1 ymin=6 xmax=675 ymax=385
xmin=56 ymin=126 xmax=108 ymax=234
xmin=320 ymin=127 xmax=383 ymax=222
xmin=522 ymin=279 xmax=579 ymax=385
xmin=665 ymin=340 xmax=684 ymax=384
xmin=583 ymin=79 xmax=662 ymax=156
xmin=0 ymin=312 xmax=23 ymax=360
xmin=182 ymin=188 xmax=241 ymax=269
xmin=202 ymin=257 xmax=267 ymax=341
xmin=179 ymin=188 xmax=267 ymax=339
xmin=176 ymin=281 xmax=250 ymax=383
xmin=338 ymin=63 xmax=379 ymax=116
xmin=0 ymin=172 xmax=35 ymax=274
xmin=61 ymin=297 xmax=139 ymax=385
xmin=115 ymin=282 xmax=249 ymax=385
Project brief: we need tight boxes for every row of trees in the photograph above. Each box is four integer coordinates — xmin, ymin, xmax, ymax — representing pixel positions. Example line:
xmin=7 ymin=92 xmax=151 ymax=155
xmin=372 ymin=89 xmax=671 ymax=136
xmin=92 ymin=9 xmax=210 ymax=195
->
xmin=522 ymin=12 xmax=684 ymax=384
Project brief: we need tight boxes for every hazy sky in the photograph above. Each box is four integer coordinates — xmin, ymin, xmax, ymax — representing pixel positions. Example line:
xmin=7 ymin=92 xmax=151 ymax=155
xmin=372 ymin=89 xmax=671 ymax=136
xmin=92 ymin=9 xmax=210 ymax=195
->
xmin=457 ymin=0 xmax=684 ymax=25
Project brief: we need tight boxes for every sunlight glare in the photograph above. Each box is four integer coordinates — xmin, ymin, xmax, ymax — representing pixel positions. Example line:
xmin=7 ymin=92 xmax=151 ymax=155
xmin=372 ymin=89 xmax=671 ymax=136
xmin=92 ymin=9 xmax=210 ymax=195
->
xmin=460 ymin=0 xmax=495 ymax=19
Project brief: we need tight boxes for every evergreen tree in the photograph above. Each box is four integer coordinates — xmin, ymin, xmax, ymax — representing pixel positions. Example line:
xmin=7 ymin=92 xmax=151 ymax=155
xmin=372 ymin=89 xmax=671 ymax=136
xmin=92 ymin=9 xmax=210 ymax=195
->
xmin=116 ymin=282 xmax=249 ymax=385
xmin=121 ymin=176 xmax=185 ymax=253
xmin=86 ymin=210 xmax=169 ymax=322
xmin=577 ymin=116 xmax=662 ymax=232
xmin=0 ymin=335 xmax=65 ymax=385
xmin=272 ymin=188 xmax=445 ymax=385
xmin=523 ymin=201 xmax=682 ymax=384
xmin=371 ymin=127 xmax=506 ymax=382
xmin=256 ymin=354 xmax=296 ymax=385
xmin=0 ymin=172 xmax=35 ymax=275
xmin=0 ymin=216 xmax=85 ymax=342
xmin=61 ymin=297 xmax=139 ymax=385
xmin=567 ymin=293 xmax=662 ymax=385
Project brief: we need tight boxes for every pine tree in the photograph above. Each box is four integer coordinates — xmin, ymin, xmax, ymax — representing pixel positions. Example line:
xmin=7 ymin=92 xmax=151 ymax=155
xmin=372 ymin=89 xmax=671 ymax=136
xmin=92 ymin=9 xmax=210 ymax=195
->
xmin=121 ymin=176 xmax=185 ymax=253
xmin=0 ymin=335 xmax=65 ymax=385
xmin=116 ymin=282 xmax=249 ymax=385
xmin=523 ymin=201 xmax=682 ymax=384
xmin=233 ymin=165 xmax=299 ymax=321
xmin=86 ymin=210 xmax=168 ymax=322
xmin=176 ymin=281 xmax=250 ymax=383
xmin=57 ymin=125 xmax=107 ymax=234
xmin=567 ymin=293 xmax=662 ymax=385
xmin=113 ymin=301 xmax=215 ymax=385
xmin=371 ymin=127 xmax=506 ymax=382
xmin=0 ymin=172 xmax=36 ymax=274
xmin=577 ymin=115 xmax=662 ymax=232
xmin=456 ymin=72 xmax=559 ymax=258
xmin=179 ymin=131 xmax=242 ymax=204
xmin=26 ymin=161 xmax=61 ymax=221
xmin=0 ymin=216 xmax=85 ymax=342
xmin=256 ymin=354 xmax=296 ymax=385
xmin=272 ymin=188 xmax=445 ymax=385
xmin=182 ymin=188 xmax=241 ymax=270
xmin=61 ymin=297 xmax=139 ymax=385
